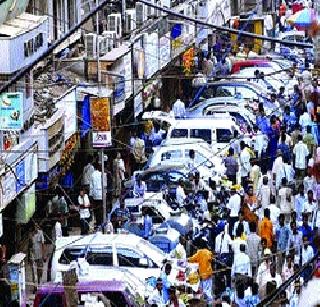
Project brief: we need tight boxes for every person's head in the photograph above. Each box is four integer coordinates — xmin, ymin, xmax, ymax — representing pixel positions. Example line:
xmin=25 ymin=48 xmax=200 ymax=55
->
xmin=290 ymin=220 xmax=297 ymax=232
xmin=234 ymin=130 xmax=239 ymax=138
xmin=164 ymin=262 xmax=172 ymax=275
xmin=238 ymin=210 xmax=244 ymax=222
xmin=229 ymin=147 xmax=234 ymax=156
xmin=156 ymin=278 xmax=163 ymax=291
xmin=279 ymin=213 xmax=285 ymax=226
xmin=240 ymin=140 xmax=245 ymax=150
xmin=247 ymin=186 xmax=253 ymax=196
xmin=281 ymin=133 xmax=286 ymax=144
xmin=252 ymin=282 xmax=259 ymax=296
xmin=281 ymin=177 xmax=287 ymax=187
xmin=87 ymin=155 xmax=93 ymax=164
xmin=286 ymin=254 xmax=292 ymax=268
xmin=79 ymin=187 xmax=85 ymax=197
xmin=298 ymin=134 xmax=303 ymax=142
xmin=179 ymin=235 xmax=185 ymax=245
xmin=236 ymin=224 xmax=243 ymax=238
xmin=240 ymin=243 xmax=246 ymax=253
xmin=264 ymin=208 xmax=270 ymax=219
xmin=298 ymin=184 xmax=304 ymax=195
xmin=307 ymin=190 xmax=313 ymax=202
xmin=284 ymin=105 xmax=290 ymax=115
xmin=230 ymin=187 xmax=236 ymax=195
xmin=271 ymin=93 xmax=277 ymax=102
xmin=262 ymin=175 xmax=268 ymax=186
xmin=249 ymin=221 xmax=257 ymax=233
xmin=120 ymin=200 xmax=125 ymax=209
xmin=302 ymin=213 xmax=309 ymax=227
xmin=270 ymin=263 xmax=277 ymax=277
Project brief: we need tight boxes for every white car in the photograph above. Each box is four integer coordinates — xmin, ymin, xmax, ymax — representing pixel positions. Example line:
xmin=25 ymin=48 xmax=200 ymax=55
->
xmin=51 ymin=233 xmax=171 ymax=282
xmin=148 ymin=138 xmax=226 ymax=180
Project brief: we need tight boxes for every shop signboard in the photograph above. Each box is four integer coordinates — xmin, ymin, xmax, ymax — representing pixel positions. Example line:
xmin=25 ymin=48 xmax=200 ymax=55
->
xmin=90 ymin=97 xmax=112 ymax=148
xmin=16 ymin=185 xmax=36 ymax=224
xmin=144 ymin=33 xmax=159 ymax=79
xmin=0 ymin=171 xmax=16 ymax=209
xmin=0 ymin=92 xmax=23 ymax=130
xmin=15 ymin=160 xmax=25 ymax=194
xmin=159 ymin=35 xmax=171 ymax=69
xmin=56 ymin=88 xmax=77 ymax=140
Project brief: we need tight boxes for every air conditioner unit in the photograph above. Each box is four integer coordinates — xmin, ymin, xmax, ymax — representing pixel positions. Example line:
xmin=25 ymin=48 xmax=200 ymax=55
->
xmin=125 ymin=9 xmax=136 ymax=33
xmin=107 ymin=13 xmax=122 ymax=38
xmin=102 ymin=31 xmax=118 ymax=51
xmin=135 ymin=3 xmax=146 ymax=27
xmin=84 ymin=33 xmax=97 ymax=58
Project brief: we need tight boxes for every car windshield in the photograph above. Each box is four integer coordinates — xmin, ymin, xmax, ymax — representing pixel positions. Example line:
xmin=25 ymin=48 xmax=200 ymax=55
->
xmin=171 ymin=129 xmax=188 ymax=138
xmin=138 ymin=240 xmax=166 ymax=265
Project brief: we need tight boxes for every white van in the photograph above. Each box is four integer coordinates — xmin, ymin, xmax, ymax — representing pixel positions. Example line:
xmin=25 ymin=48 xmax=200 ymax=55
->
xmin=167 ymin=118 xmax=239 ymax=149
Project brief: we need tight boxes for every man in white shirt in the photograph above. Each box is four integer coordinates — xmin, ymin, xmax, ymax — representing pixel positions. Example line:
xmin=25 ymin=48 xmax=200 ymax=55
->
xmin=176 ymin=180 xmax=186 ymax=207
xmin=293 ymin=135 xmax=309 ymax=180
xmin=215 ymin=229 xmax=232 ymax=255
xmin=272 ymin=150 xmax=285 ymax=192
xmin=253 ymin=126 xmax=268 ymax=158
xmin=265 ymin=14 xmax=273 ymax=37
xmin=231 ymin=244 xmax=251 ymax=280
xmin=54 ymin=215 xmax=63 ymax=241
xmin=172 ymin=98 xmax=186 ymax=118
xmin=265 ymin=264 xmax=282 ymax=288
xmin=227 ymin=188 xmax=241 ymax=237
xmin=78 ymin=188 xmax=91 ymax=235
xmin=233 ymin=211 xmax=250 ymax=237
xmin=301 ymin=236 xmax=314 ymax=283
xmin=82 ymin=156 xmax=94 ymax=189
xmin=278 ymin=178 xmax=293 ymax=222
xmin=312 ymin=201 xmax=320 ymax=231
xmin=148 ymin=278 xmax=167 ymax=305
xmin=232 ymin=228 xmax=248 ymax=255
xmin=239 ymin=141 xmax=251 ymax=190
xmin=257 ymin=176 xmax=271 ymax=218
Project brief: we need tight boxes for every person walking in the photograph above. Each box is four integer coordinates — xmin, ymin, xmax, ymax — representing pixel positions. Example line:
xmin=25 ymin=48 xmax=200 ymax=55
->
xmin=172 ymin=98 xmax=186 ymax=119
xmin=78 ymin=187 xmax=91 ymax=235
xmin=247 ymin=222 xmax=262 ymax=276
xmin=114 ymin=152 xmax=126 ymax=197
xmin=224 ymin=147 xmax=239 ymax=184
xmin=188 ymin=239 xmax=213 ymax=303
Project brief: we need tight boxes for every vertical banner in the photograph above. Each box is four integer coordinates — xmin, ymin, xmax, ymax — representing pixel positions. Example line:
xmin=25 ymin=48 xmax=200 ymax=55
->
xmin=90 ymin=97 xmax=112 ymax=148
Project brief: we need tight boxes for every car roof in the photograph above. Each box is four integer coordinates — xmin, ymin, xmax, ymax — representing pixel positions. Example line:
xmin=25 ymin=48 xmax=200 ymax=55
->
xmin=139 ymin=164 xmax=188 ymax=174
xmin=161 ymin=138 xmax=210 ymax=146
xmin=55 ymin=233 xmax=143 ymax=250
xmin=171 ymin=118 xmax=236 ymax=128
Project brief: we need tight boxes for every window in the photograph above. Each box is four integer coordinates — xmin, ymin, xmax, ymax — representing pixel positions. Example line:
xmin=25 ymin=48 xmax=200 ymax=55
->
xmin=87 ymin=247 xmax=113 ymax=266
xmin=216 ymin=129 xmax=232 ymax=143
xmin=171 ymin=129 xmax=188 ymax=138
xmin=38 ymin=294 xmax=63 ymax=307
xmin=117 ymin=248 xmax=143 ymax=267
xmin=215 ymin=86 xmax=235 ymax=97
xmin=168 ymin=171 xmax=185 ymax=183
xmin=25 ymin=73 xmax=31 ymax=98
xmin=143 ymin=173 xmax=165 ymax=191
xmin=161 ymin=149 xmax=182 ymax=161
xmin=235 ymin=86 xmax=258 ymax=100
xmin=59 ymin=248 xmax=85 ymax=264
xmin=190 ymin=129 xmax=212 ymax=144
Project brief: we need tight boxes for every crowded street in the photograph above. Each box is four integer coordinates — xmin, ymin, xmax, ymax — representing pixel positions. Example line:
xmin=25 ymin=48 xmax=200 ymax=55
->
xmin=0 ymin=0 xmax=319 ymax=306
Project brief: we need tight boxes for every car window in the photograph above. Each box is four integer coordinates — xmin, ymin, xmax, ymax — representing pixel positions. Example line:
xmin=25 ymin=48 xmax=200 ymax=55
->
xmin=168 ymin=171 xmax=185 ymax=183
xmin=194 ymin=151 xmax=207 ymax=165
xmin=143 ymin=173 xmax=165 ymax=182
xmin=87 ymin=247 xmax=113 ymax=266
xmin=59 ymin=248 xmax=85 ymax=264
xmin=235 ymin=86 xmax=258 ymax=100
xmin=171 ymin=129 xmax=188 ymax=138
xmin=229 ymin=112 xmax=248 ymax=126
xmin=190 ymin=129 xmax=212 ymax=144
xmin=216 ymin=86 xmax=235 ymax=97
xmin=217 ymin=129 xmax=232 ymax=143
xmin=161 ymin=149 xmax=183 ymax=161
xmin=102 ymin=291 xmax=129 ymax=307
xmin=117 ymin=247 xmax=143 ymax=267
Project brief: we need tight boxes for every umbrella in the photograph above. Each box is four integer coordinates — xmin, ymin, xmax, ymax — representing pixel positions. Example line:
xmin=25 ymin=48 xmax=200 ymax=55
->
xmin=287 ymin=8 xmax=317 ymax=28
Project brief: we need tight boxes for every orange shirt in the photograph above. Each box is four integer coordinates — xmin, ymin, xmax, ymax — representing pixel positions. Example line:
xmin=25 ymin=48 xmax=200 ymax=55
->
xmin=259 ymin=217 xmax=273 ymax=248
xmin=188 ymin=249 xmax=213 ymax=280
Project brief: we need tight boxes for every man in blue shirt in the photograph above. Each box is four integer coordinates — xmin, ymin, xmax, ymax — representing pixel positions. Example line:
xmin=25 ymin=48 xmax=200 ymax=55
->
xmin=295 ymin=184 xmax=306 ymax=222
xmin=143 ymin=209 xmax=153 ymax=240
xmin=276 ymin=214 xmax=291 ymax=254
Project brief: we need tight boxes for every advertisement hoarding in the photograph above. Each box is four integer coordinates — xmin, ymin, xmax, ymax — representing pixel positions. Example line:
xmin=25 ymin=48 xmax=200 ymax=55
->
xmin=0 ymin=93 xmax=24 ymax=130
xmin=15 ymin=160 xmax=25 ymax=194
xmin=144 ymin=33 xmax=159 ymax=79
xmin=90 ymin=97 xmax=112 ymax=148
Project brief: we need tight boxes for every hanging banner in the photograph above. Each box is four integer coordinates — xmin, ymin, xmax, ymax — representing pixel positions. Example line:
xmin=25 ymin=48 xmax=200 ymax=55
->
xmin=182 ymin=48 xmax=195 ymax=75
xmin=0 ymin=171 xmax=16 ymax=209
xmin=16 ymin=185 xmax=36 ymax=224
xmin=144 ymin=33 xmax=159 ymax=79
xmin=90 ymin=97 xmax=112 ymax=148
xmin=0 ymin=93 xmax=24 ymax=130
xmin=124 ymin=53 xmax=132 ymax=100
xmin=15 ymin=160 xmax=25 ymax=194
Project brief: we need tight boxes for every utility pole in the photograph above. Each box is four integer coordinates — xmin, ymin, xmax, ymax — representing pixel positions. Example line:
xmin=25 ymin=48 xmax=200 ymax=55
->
xmin=96 ymin=0 xmax=107 ymax=225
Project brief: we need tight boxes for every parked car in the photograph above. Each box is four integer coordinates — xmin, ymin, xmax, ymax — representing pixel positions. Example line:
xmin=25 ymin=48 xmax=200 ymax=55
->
xmin=35 ymin=268 xmax=150 ymax=307
xmin=190 ymin=82 xmax=269 ymax=107
xmin=148 ymin=138 xmax=226 ymax=180
xmin=231 ymin=59 xmax=282 ymax=74
xmin=51 ymin=233 xmax=171 ymax=282
xmin=166 ymin=118 xmax=238 ymax=149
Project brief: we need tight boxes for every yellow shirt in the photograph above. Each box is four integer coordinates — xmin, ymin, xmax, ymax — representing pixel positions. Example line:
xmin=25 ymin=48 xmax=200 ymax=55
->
xmin=188 ymin=249 xmax=213 ymax=280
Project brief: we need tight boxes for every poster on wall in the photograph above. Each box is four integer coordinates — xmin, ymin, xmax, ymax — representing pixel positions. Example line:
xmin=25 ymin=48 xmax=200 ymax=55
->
xmin=90 ymin=97 xmax=112 ymax=148
xmin=0 ymin=92 xmax=23 ymax=130
xmin=124 ymin=53 xmax=132 ymax=100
